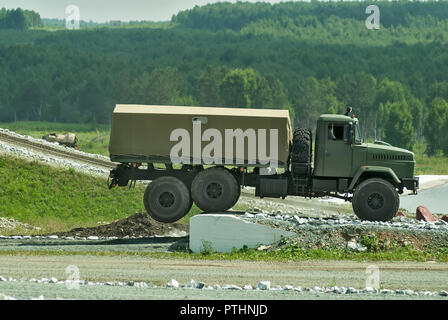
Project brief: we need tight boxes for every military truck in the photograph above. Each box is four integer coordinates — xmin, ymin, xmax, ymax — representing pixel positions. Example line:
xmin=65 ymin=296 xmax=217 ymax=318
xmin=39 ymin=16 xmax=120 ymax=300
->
xmin=108 ymin=104 xmax=419 ymax=223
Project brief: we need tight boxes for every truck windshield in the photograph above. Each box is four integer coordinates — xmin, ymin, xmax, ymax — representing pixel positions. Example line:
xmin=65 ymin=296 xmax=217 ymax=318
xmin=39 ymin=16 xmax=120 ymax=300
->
xmin=354 ymin=123 xmax=362 ymax=144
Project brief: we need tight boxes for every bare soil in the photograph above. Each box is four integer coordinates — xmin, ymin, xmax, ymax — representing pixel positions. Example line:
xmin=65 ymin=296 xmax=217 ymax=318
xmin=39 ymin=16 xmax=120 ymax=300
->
xmin=54 ymin=212 xmax=189 ymax=238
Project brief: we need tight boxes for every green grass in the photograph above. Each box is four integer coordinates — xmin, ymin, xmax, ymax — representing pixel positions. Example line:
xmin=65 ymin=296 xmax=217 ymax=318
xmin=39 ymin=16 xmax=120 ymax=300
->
xmin=0 ymin=154 xmax=144 ymax=234
xmin=1 ymin=245 xmax=447 ymax=262
xmin=414 ymin=142 xmax=448 ymax=175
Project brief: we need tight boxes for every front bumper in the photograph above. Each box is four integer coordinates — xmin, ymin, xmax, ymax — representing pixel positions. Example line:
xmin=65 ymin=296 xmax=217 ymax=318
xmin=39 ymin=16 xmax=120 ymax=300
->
xmin=402 ymin=177 xmax=419 ymax=194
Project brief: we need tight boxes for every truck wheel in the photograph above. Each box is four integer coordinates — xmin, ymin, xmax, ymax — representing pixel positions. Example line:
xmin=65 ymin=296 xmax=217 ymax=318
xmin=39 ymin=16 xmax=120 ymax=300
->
xmin=191 ymin=167 xmax=240 ymax=212
xmin=144 ymin=176 xmax=192 ymax=223
xmin=292 ymin=128 xmax=312 ymax=164
xmin=352 ymin=178 xmax=399 ymax=222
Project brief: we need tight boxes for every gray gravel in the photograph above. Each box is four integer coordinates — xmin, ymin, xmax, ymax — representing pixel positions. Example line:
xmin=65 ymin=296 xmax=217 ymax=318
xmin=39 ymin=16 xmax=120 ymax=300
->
xmin=1 ymin=275 xmax=447 ymax=300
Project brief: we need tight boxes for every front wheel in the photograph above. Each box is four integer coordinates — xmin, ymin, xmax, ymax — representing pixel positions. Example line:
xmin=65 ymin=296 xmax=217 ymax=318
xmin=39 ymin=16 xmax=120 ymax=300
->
xmin=352 ymin=178 xmax=399 ymax=222
xmin=144 ymin=176 xmax=193 ymax=223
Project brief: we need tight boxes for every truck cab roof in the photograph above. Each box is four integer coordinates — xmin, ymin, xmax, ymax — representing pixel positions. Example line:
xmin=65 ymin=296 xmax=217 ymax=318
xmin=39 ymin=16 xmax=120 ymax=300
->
xmin=318 ymin=114 xmax=357 ymax=122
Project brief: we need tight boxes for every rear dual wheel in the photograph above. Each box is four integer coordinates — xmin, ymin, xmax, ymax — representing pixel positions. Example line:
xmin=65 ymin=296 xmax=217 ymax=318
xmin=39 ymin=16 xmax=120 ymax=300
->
xmin=191 ymin=167 xmax=240 ymax=213
xmin=144 ymin=176 xmax=192 ymax=223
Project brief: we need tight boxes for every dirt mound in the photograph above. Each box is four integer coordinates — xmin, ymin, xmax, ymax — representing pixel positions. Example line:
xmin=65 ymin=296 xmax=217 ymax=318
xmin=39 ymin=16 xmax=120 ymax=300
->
xmin=56 ymin=212 xmax=189 ymax=238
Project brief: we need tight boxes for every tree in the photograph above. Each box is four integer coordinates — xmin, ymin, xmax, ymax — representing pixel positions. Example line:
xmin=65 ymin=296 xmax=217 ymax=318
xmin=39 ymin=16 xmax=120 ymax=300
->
xmin=78 ymin=77 xmax=108 ymax=123
xmin=197 ymin=65 xmax=227 ymax=107
xmin=424 ymin=98 xmax=448 ymax=156
xmin=375 ymin=78 xmax=407 ymax=140
xmin=336 ymin=73 xmax=377 ymax=137
xmin=1 ymin=8 xmax=26 ymax=30
xmin=219 ymin=68 xmax=258 ymax=108
xmin=12 ymin=80 xmax=45 ymax=121
xmin=382 ymin=101 xmax=415 ymax=150
xmin=131 ymin=67 xmax=183 ymax=105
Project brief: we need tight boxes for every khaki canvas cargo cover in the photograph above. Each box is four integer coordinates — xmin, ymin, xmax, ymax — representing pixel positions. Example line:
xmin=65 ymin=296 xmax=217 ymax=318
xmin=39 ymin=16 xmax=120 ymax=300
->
xmin=109 ymin=105 xmax=292 ymax=167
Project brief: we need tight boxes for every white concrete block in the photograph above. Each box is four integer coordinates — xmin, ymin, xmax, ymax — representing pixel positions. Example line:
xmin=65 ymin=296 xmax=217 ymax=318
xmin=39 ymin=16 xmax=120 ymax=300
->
xmin=189 ymin=214 xmax=296 ymax=253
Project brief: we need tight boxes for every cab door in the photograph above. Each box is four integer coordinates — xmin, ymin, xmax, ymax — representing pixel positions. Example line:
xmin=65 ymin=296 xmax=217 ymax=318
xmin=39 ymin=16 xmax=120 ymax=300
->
xmin=323 ymin=123 xmax=352 ymax=177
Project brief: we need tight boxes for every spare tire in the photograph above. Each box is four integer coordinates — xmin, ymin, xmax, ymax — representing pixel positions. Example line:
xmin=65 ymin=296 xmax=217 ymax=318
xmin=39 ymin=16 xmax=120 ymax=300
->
xmin=291 ymin=128 xmax=312 ymax=164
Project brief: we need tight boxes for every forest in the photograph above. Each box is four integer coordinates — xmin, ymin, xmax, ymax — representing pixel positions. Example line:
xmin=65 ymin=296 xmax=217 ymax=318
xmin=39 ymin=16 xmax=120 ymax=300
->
xmin=0 ymin=1 xmax=448 ymax=156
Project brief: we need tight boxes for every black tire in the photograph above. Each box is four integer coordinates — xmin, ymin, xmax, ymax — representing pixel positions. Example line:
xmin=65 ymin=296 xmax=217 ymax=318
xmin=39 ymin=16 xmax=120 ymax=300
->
xmin=291 ymin=128 xmax=312 ymax=164
xmin=191 ymin=167 xmax=240 ymax=212
xmin=144 ymin=176 xmax=193 ymax=223
xmin=352 ymin=178 xmax=399 ymax=222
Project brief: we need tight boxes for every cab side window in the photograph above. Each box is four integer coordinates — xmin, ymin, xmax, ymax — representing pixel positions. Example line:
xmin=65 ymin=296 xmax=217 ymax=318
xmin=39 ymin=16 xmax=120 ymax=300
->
xmin=328 ymin=124 xmax=347 ymax=141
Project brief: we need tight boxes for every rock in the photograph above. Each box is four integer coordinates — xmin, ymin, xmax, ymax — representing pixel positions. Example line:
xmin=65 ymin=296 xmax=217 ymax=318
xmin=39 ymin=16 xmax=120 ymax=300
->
xmin=331 ymin=286 xmax=342 ymax=294
xmin=361 ymin=287 xmax=376 ymax=294
xmin=244 ymin=213 xmax=255 ymax=218
xmin=439 ymin=290 xmax=448 ymax=297
xmin=0 ymin=276 xmax=7 ymax=282
xmin=395 ymin=211 xmax=406 ymax=217
xmin=347 ymin=240 xmax=367 ymax=252
xmin=222 ymin=284 xmax=242 ymax=290
xmin=416 ymin=206 xmax=438 ymax=222
xmin=166 ymin=279 xmax=179 ymax=288
xmin=243 ymin=284 xmax=253 ymax=290
xmin=284 ymin=285 xmax=294 ymax=291
xmin=256 ymin=281 xmax=271 ymax=290
xmin=257 ymin=245 xmax=271 ymax=251
xmin=442 ymin=215 xmax=448 ymax=223
xmin=380 ymin=289 xmax=393 ymax=294
xmin=346 ymin=287 xmax=359 ymax=294
xmin=195 ymin=282 xmax=205 ymax=289
xmin=188 ymin=280 xmax=196 ymax=288
xmin=293 ymin=216 xmax=308 ymax=224
xmin=49 ymin=277 xmax=58 ymax=283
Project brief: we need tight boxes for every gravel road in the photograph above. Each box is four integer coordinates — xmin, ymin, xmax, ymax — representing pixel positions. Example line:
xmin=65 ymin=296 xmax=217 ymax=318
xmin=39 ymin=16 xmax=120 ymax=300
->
xmin=0 ymin=256 xmax=447 ymax=300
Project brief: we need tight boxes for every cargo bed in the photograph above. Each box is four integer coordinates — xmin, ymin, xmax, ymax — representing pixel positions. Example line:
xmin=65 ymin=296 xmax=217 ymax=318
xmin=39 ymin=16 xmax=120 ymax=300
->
xmin=109 ymin=105 xmax=292 ymax=168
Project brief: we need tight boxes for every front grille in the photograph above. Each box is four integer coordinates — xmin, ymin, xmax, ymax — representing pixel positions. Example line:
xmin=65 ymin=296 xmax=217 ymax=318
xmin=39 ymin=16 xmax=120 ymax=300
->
xmin=371 ymin=154 xmax=411 ymax=161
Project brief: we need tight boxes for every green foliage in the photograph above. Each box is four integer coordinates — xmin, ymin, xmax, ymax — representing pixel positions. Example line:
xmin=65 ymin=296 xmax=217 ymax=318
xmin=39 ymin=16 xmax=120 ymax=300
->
xmin=382 ymin=101 xmax=415 ymax=150
xmin=424 ymin=97 xmax=448 ymax=156
xmin=1 ymin=1 xmax=448 ymax=155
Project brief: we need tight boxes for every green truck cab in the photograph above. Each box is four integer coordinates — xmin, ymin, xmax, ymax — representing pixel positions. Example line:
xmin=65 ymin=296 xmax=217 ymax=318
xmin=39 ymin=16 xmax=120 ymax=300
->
xmin=108 ymin=105 xmax=419 ymax=223
xmin=306 ymin=112 xmax=418 ymax=221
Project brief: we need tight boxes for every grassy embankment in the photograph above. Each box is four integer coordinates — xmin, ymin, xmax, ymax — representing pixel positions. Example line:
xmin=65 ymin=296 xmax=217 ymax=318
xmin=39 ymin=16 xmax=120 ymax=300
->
xmin=0 ymin=154 xmax=203 ymax=235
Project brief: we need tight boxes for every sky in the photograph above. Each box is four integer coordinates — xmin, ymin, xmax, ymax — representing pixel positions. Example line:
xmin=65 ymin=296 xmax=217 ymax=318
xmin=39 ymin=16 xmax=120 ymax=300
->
xmin=0 ymin=0 xmax=293 ymax=22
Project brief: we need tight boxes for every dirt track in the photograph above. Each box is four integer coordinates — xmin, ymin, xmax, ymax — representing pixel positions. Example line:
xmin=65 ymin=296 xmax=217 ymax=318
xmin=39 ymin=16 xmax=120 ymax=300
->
xmin=0 ymin=255 xmax=447 ymax=299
